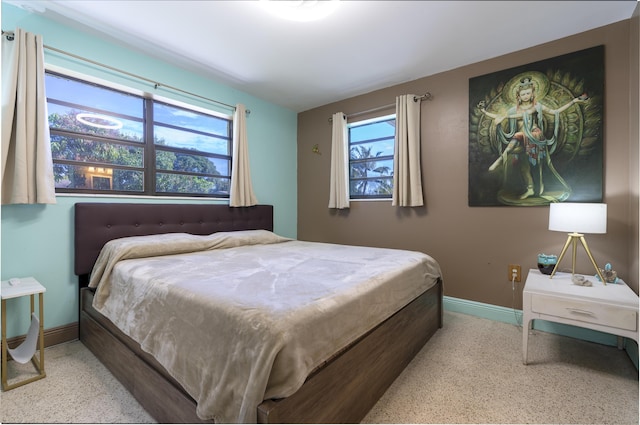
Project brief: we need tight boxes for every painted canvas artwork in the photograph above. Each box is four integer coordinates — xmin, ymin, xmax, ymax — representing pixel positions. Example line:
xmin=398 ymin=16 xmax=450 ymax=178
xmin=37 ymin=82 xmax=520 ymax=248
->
xmin=468 ymin=46 xmax=604 ymax=206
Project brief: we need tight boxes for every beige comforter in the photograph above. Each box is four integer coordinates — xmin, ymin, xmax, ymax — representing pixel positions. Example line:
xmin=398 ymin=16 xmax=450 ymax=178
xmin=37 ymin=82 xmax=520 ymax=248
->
xmin=88 ymin=230 xmax=441 ymax=423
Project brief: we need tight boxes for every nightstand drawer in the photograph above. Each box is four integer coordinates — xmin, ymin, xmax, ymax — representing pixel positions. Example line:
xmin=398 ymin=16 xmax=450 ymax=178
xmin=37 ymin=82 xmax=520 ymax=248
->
xmin=531 ymin=294 xmax=638 ymax=331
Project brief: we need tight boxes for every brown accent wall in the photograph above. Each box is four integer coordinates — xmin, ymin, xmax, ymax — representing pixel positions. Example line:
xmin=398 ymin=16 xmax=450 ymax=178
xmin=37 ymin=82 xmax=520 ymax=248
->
xmin=297 ymin=20 xmax=639 ymax=309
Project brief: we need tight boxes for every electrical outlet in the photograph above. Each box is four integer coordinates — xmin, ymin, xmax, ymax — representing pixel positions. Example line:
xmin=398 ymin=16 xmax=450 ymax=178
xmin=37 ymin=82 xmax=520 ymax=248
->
xmin=509 ymin=264 xmax=521 ymax=283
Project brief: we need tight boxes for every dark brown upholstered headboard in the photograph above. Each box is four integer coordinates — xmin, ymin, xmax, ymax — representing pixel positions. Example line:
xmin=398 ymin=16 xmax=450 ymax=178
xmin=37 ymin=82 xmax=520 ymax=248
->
xmin=74 ymin=203 xmax=274 ymax=278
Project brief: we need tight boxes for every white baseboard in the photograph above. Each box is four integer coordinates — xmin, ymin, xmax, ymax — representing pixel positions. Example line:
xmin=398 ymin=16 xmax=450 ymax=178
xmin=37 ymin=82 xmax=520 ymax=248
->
xmin=443 ymin=295 xmax=639 ymax=370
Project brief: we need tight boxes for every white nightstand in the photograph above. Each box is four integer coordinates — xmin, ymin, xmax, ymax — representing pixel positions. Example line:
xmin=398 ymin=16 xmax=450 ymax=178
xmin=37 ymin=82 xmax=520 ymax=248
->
xmin=522 ymin=269 xmax=639 ymax=365
xmin=1 ymin=277 xmax=46 ymax=390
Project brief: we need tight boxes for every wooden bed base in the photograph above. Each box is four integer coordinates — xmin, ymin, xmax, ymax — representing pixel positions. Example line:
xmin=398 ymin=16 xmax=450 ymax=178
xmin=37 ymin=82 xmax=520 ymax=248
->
xmin=80 ymin=281 xmax=442 ymax=423
xmin=74 ymin=202 xmax=443 ymax=423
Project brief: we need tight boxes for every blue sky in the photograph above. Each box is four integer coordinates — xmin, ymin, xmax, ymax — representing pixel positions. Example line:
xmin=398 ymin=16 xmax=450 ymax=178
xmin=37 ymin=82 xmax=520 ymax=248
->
xmin=46 ymin=72 xmax=229 ymax=155
xmin=349 ymin=116 xmax=395 ymax=157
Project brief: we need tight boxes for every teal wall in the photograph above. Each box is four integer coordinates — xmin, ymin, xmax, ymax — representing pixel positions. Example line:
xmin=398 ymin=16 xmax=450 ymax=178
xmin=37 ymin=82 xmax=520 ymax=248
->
xmin=1 ymin=4 xmax=298 ymax=337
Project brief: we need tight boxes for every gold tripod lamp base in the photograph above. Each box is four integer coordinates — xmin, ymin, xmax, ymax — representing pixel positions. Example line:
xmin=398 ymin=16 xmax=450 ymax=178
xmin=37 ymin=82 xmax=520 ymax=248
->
xmin=549 ymin=232 xmax=606 ymax=284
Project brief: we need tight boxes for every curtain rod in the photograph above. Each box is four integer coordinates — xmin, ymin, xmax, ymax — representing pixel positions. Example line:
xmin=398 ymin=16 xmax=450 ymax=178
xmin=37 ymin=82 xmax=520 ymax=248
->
xmin=2 ymin=29 xmax=249 ymax=115
xmin=328 ymin=93 xmax=432 ymax=122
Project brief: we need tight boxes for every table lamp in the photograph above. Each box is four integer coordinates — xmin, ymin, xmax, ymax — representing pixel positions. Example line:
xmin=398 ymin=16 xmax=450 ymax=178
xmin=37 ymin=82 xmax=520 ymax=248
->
xmin=548 ymin=202 xmax=607 ymax=283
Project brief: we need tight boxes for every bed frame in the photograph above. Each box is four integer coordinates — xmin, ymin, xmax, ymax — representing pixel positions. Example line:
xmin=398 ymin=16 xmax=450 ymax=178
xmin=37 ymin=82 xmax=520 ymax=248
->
xmin=74 ymin=202 xmax=443 ymax=423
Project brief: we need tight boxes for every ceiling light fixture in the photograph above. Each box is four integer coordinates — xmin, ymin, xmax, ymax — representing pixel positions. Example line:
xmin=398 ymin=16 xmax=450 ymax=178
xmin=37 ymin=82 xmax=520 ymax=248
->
xmin=260 ymin=0 xmax=340 ymax=22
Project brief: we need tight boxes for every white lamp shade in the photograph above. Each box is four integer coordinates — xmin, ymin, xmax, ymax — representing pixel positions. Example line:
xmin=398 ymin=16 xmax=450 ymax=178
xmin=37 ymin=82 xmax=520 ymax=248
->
xmin=548 ymin=203 xmax=607 ymax=234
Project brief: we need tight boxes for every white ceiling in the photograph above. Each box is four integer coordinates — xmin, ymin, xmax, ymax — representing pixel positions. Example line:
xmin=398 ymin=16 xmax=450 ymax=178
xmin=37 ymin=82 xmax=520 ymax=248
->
xmin=4 ymin=1 xmax=638 ymax=112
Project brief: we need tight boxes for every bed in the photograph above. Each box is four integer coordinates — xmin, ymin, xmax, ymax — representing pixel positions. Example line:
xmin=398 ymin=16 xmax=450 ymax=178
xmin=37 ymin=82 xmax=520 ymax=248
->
xmin=75 ymin=202 xmax=443 ymax=423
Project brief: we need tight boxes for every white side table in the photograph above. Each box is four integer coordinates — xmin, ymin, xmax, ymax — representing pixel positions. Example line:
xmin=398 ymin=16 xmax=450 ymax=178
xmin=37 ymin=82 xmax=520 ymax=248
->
xmin=522 ymin=269 xmax=639 ymax=365
xmin=1 ymin=277 xmax=46 ymax=390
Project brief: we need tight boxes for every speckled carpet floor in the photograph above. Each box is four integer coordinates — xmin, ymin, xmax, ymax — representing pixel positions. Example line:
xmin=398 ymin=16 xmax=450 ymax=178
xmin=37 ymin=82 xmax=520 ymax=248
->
xmin=1 ymin=311 xmax=638 ymax=424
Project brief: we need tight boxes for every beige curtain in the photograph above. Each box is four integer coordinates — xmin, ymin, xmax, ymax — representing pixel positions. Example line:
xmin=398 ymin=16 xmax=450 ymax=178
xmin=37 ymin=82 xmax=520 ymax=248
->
xmin=1 ymin=28 xmax=56 ymax=204
xmin=392 ymin=94 xmax=423 ymax=207
xmin=328 ymin=112 xmax=349 ymax=209
xmin=229 ymin=104 xmax=257 ymax=207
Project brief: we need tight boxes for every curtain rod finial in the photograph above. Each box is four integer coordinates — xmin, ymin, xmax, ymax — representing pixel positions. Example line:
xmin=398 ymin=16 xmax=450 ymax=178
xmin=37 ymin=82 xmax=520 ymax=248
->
xmin=2 ymin=30 xmax=15 ymax=41
xmin=414 ymin=92 xmax=432 ymax=102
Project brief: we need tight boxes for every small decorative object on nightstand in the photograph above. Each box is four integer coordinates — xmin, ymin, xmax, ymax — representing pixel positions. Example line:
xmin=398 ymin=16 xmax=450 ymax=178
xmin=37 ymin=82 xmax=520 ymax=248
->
xmin=571 ymin=274 xmax=592 ymax=286
xmin=1 ymin=277 xmax=46 ymax=391
xmin=537 ymin=253 xmax=557 ymax=275
xmin=596 ymin=263 xmax=619 ymax=284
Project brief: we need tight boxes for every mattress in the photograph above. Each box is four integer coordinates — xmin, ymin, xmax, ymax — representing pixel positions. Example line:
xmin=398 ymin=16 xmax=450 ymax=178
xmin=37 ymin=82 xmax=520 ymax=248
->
xmin=88 ymin=230 xmax=442 ymax=423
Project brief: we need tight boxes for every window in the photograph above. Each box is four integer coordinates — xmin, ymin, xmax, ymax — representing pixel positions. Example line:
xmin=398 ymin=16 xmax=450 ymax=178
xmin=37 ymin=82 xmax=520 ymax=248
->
xmin=46 ymin=71 xmax=232 ymax=197
xmin=348 ymin=114 xmax=395 ymax=199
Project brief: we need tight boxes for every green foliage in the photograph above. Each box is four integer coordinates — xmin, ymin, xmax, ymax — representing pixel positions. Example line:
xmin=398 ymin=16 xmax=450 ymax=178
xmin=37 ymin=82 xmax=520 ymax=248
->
xmin=350 ymin=145 xmax=392 ymax=196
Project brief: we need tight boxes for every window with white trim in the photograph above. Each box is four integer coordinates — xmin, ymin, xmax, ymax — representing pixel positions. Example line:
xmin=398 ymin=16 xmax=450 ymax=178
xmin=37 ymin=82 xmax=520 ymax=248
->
xmin=348 ymin=114 xmax=395 ymax=199
xmin=46 ymin=71 xmax=232 ymax=197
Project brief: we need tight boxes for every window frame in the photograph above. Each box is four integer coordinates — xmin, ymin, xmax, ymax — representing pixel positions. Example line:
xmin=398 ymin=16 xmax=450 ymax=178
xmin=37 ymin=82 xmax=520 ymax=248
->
xmin=45 ymin=66 xmax=234 ymax=199
xmin=347 ymin=113 xmax=396 ymax=200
